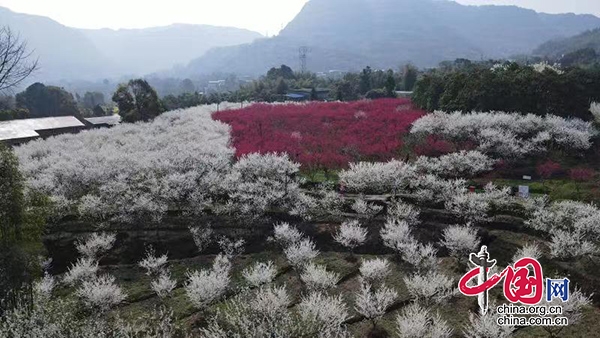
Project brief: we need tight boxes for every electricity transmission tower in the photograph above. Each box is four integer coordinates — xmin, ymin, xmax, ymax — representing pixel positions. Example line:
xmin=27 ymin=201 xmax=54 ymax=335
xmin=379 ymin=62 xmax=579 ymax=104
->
xmin=299 ymin=46 xmax=310 ymax=73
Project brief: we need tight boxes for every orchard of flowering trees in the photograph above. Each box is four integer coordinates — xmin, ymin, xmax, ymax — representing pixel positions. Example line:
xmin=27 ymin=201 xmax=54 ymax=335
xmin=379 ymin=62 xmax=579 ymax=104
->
xmin=213 ymin=99 xmax=424 ymax=170
xmin=3 ymin=100 xmax=600 ymax=337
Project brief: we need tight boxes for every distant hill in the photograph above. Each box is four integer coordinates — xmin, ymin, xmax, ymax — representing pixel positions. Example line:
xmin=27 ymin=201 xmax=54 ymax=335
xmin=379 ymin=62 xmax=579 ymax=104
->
xmin=0 ymin=6 xmax=115 ymax=83
xmin=0 ymin=6 xmax=262 ymax=83
xmin=182 ymin=0 xmax=600 ymax=75
xmin=81 ymin=24 xmax=262 ymax=75
xmin=534 ymin=28 xmax=600 ymax=57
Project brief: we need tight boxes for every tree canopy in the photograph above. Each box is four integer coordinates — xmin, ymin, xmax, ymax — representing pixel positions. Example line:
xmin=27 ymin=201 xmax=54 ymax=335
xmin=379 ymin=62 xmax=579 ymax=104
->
xmin=112 ymin=79 xmax=164 ymax=123
xmin=15 ymin=83 xmax=80 ymax=118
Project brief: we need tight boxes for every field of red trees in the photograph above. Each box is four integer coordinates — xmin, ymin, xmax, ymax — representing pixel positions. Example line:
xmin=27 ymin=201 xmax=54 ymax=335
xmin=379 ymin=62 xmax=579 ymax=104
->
xmin=213 ymin=99 xmax=425 ymax=170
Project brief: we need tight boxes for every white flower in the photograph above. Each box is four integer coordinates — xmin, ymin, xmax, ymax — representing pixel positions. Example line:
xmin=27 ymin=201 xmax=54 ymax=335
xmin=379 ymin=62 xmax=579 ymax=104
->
xmin=76 ymin=274 xmax=126 ymax=312
xmin=300 ymin=263 xmax=340 ymax=292
xmin=396 ymin=303 xmax=452 ymax=338
xmin=75 ymin=233 xmax=116 ymax=259
xmin=359 ymin=258 xmax=390 ymax=284
xmin=284 ymin=238 xmax=319 ymax=269
xmin=34 ymin=273 xmax=55 ymax=296
xmin=273 ymin=222 xmax=303 ymax=246
xmin=242 ymin=261 xmax=277 ymax=287
xmin=298 ymin=292 xmax=349 ymax=328
xmin=185 ymin=266 xmax=230 ymax=309
xmin=354 ymin=283 xmax=397 ymax=322
xmin=440 ymin=225 xmax=480 ymax=258
xmin=404 ymin=271 xmax=455 ymax=304
xmin=189 ymin=225 xmax=213 ymax=252
xmin=64 ymin=257 xmax=99 ymax=285
xmin=151 ymin=272 xmax=177 ymax=298
xmin=333 ymin=220 xmax=368 ymax=251
xmin=138 ymin=248 xmax=169 ymax=276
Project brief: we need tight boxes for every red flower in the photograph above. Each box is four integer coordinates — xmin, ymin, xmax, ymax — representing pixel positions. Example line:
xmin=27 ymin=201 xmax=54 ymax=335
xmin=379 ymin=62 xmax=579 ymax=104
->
xmin=536 ymin=160 xmax=561 ymax=179
xmin=213 ymin=99 xmax=425 ymax=170
xmin=568 ymin=168 xmax=595 ymax=182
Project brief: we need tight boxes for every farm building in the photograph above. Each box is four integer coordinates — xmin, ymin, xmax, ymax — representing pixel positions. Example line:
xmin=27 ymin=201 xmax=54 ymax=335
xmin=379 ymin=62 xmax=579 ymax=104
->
xmin=0 ymin=116 xmax=87 ymax=145
xmin=84 ymin=115 xmax=121 ymax=129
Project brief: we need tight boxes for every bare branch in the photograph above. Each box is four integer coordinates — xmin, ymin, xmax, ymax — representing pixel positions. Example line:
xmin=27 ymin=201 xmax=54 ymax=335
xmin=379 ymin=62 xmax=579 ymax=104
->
xmin=0 ymin=26 xmax=38 ymax=93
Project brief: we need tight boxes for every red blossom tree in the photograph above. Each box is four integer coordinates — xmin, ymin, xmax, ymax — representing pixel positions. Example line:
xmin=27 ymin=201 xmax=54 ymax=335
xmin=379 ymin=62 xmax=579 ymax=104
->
xmin=213 ymin=99 xmax=425 ymax=170
xmin=569 ymin=168 xmax=595 ymax=182
xmin=414 ymin=135 xmax=454 ymax=157
xmin=536 ymin=160 xmax=562 ymax=180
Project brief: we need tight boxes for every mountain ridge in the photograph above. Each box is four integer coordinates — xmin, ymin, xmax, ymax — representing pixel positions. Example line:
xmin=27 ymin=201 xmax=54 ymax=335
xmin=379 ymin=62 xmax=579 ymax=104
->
xmin=180 ymin=0 xmax=600 ymax=75
xmin=0 ymin=6 xmax=262 ymax=83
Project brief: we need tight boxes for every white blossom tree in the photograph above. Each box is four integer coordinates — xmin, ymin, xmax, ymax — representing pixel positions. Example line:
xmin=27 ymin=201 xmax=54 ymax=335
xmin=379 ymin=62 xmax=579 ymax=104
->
xmin=387 ymin=200 xmax=420 ymax=225
xmin=351 ymin=197 xmax=383 ymax=219
xmin=63 ymin=257 xmax=99 ymax=286
xmin=298 ymin=292 xmax=349 ymax=330
xmin=300 ymin=263 xmax=341 ymax=292
xmin=185 ymin=254 xmax=231 ymax=309
xmin=75 ymin=233 xmax=116 ymax=260
xmin=151 ymin=272 xmax=177 ymax=299
xmin=242 ymin=261 xmax=277 ymax=287
xmin=273 ymin=222 xmax=304 ymax=247
xmin=189 ymin=225 xmax=213 ymax=252
xmin=463 ymin=306 xmax=515 ymax=338
xmin=440 ymin=225 xmax=480 ymax=259
xmin=354 ymin=282 xmax=397 ymax=327
xmin=76 ymin=274 xmax=126 ymax=313
xmin=396 ymin=303 xmax=453 ymax=338
xmin=403 ymin=271 xmax=455 ymax=304
xmin=359 ymin=258 xmax=391 ymax=285
xmin=415 ymin=150 xmax=495 ymax=178
xmin=333 ymin=220 xmax=368 ymax=254
xmin=284 ymin=238 xmax=319 ymax=269
xmin=138 ymin=247 xmax=168 ymax=277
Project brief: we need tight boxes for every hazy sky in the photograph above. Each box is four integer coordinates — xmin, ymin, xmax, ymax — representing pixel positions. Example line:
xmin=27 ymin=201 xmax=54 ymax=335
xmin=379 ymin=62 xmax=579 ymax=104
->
xmin=0 ymin=0 xmax=598 ymax=34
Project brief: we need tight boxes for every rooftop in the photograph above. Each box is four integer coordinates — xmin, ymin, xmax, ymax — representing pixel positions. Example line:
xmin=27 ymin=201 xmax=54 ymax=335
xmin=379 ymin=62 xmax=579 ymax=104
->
xmin=85 ymin=115 xmax=121 ymax=126
xmin=0 ymin=116 xmax=86 ymax=141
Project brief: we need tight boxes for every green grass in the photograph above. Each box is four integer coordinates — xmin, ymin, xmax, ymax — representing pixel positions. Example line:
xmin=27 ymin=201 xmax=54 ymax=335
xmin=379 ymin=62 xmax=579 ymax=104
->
xmin=474 ymin=178 xmax=600 ymax=203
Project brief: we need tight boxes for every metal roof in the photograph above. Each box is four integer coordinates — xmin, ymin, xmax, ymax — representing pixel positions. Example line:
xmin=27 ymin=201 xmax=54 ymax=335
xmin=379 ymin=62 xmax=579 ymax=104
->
xmin=0 ymin=116 xmax=85 ymax=141
xmin=85 ymin=115 xmax=121 ymax=126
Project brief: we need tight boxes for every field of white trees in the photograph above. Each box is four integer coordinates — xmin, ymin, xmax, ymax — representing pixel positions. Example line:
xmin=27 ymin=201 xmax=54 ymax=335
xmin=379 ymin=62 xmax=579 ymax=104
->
xmin=2 ymin=103 xmax=600 ymax=337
